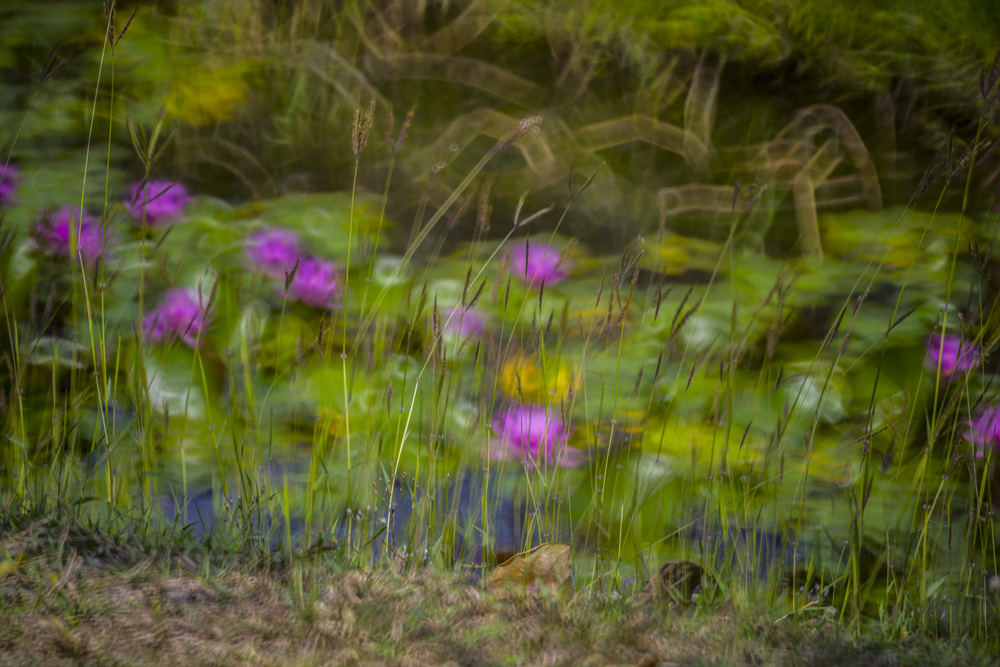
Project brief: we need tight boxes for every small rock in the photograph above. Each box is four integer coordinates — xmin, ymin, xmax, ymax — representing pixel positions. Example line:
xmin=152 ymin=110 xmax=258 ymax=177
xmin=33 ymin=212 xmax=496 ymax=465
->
xmin=642 ymin=560 xmax=704 ymax=604
xmin=485 ymin=543 xmax=574 ymax=601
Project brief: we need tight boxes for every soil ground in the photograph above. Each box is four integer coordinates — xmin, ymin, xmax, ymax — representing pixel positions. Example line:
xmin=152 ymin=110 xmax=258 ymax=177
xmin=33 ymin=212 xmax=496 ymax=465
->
xmin=0 ymin=517 xmax=994 ymax=666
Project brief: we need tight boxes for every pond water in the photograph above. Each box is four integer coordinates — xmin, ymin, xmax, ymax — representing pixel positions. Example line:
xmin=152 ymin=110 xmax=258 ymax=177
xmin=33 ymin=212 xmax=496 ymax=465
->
xmin=2 ymin=1 xmax=999 ymax=622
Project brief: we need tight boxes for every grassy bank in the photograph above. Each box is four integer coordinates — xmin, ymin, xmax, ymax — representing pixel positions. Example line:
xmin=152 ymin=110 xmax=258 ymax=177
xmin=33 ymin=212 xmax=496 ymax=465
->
xmin=2 ymin=508 xmax=995 ymax=666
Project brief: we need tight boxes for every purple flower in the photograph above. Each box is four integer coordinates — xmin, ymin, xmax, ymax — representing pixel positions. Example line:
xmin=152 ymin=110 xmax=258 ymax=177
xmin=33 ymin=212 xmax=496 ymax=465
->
xmin=35 ymin=205 xmax=110 ymax=260
xmin=281 ymin=256 xmax=340 ymax=308
xmin=142 ymin=288 xmax=212 ymax=348
xmin=508 ymin=240 xmax=568 ymax=286
xmin=924 ymin=334 xmax=978 ymax=380
xmin=124 ymin=179 xmax=191 ymax=225
xmin=245 ymin=228 xmax=301 ymax=278
xmin=0 ymin=164 xmax=21 ymax=205
xmin=442 ymin=305 xmax=486 ymax=341
xmin=965 ymin=405 xmax=1000 ymax=458
xmin=491 ymin=403 xmax=583 ymax=468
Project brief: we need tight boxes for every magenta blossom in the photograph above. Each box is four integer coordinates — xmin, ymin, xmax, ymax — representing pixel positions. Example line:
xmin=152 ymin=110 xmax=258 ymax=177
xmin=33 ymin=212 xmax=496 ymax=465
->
xmin=491 ymin=403 xmax=583 ymax=468
xmin=124 ymin=179 xmax=191 ymax=225
xmin=281 ymin=256 xmax=340 ymax=308
xmin=508 ymin=240 xmax=568 ymax=286
xmin=35 ymin=205 xmax=109 ymax=260
xmin=245 ymin=228 xmax=301 ymax=278
xmin=142 ymin=288 xmax=212 ymax=348
xmin=924 ymin=334 xmax=979 ymax=380
xmin=0 ymin=164 xmax=21 ymax=205
xmin=964 ymin=404 xmax=1000 ymax=458
xmin=442 ymin=305 xmax=486 ymax=341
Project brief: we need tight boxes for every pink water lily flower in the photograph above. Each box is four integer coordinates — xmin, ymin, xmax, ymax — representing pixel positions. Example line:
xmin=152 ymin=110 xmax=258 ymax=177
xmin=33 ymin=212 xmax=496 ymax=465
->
xmin=36 ymin=205 xmax=110 ymax=261
xmin=124 ymin=179 xmax=191 ymax=225
xmin=491 ymin=403 xmax=583 ymax=468
xmin=142 ymin=288 xmax=212 ymax=348
xmin=0 ymin=164 xmax=21 ymax=205
xmin=245 ymin=228 xmax=301 ymax=278
xmin=924 ymin=333 xmax=979 ymax=380
xmin=508 ymin=240 xmax=568 ymax=286
xmin=964 ymin=404 xmax=1000 ymax=458
xmin=442 ymin=305 xmax=486 ymax=340
xmin=281 ymin=256 xmax=340 ymax=308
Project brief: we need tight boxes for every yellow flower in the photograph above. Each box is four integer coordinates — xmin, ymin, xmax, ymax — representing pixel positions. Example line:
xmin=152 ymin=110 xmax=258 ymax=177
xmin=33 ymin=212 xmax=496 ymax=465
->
xmin=499 ymin=354 xmax=579 ymax=403
xmin=617 ymin=409 xmax=647 ymax=435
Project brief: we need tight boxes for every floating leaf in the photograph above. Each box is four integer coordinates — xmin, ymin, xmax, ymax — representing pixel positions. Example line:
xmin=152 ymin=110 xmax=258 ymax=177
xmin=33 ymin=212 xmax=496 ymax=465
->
xmin=26 ymin=336 xmax=88 ymax=369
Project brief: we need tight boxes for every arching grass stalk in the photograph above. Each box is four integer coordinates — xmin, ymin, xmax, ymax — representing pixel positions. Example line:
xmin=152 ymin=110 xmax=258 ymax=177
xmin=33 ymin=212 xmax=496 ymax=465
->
xmin=98 ymin=4 xmax=121 ymax=511
xmin=358 ymin=105 xmax=416 ymax=321
xmin=73 ymin=2 xmax=131 ymax=510
xmin=372 ymin=116 xmax=547 ymax=563
xmin=360 ymin=116 xmax=545 ymax=337
xmin=340 ymin=104 xmax=416 ymax=559
xmin=342 ymin=98 xmax=376 ymax=551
